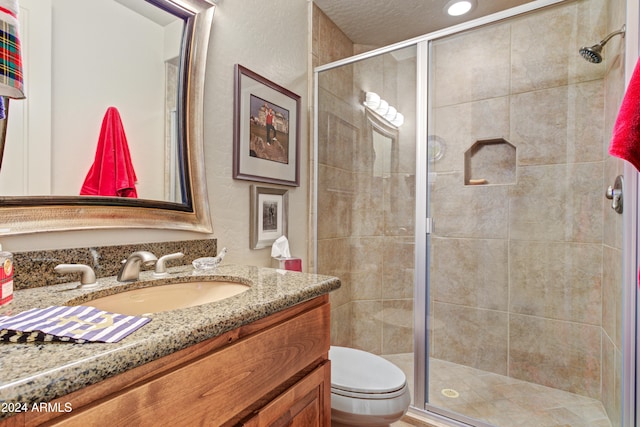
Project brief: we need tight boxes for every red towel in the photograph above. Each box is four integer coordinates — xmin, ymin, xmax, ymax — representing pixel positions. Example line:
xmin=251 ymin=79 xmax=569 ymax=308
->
xmin=80 ymin=107 xmax=138 ymax=198
xmin=609 ymin=60 xmax=640 ymax=172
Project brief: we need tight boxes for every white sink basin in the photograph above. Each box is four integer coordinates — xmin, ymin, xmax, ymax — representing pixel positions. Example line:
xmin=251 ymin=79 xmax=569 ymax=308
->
xmin=83 ymin=281 xmax=250 ymax=316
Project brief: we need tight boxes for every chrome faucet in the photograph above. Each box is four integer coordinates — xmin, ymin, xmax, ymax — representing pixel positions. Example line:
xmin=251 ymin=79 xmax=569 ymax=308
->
xmin=54 ymin=264 xmax=97 ymax=289
xmin=117 ymin=251 xmax=157 ymax=282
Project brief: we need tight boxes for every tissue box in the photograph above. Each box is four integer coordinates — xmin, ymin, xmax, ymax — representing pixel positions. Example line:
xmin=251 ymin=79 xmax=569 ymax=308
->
xmin=272 ymin=257 xmax=302 ymax=272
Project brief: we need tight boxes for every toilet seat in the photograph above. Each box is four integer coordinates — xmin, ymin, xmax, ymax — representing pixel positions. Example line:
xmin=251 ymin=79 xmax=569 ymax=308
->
xmin=329 ymin=346 xmax=407 ymax=399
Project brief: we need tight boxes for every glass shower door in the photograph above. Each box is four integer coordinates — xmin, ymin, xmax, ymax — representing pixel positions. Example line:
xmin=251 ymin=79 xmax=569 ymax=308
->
xmin=423 ymin=0 xmax=626 ymax=425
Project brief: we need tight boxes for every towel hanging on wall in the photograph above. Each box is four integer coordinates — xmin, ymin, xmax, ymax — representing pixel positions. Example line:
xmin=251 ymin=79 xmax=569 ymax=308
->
xmin=0 ymin=0 xmax=24 ymax=99
xmin=80 ymin=107 xmax=138 ymax=198
xmin=609 ymin=59 xmax=640 ymax=172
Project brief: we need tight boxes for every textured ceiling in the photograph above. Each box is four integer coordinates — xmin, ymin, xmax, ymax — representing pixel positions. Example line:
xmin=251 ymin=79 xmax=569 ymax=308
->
xmin=313 ymin=0 xmax=536 ymax=47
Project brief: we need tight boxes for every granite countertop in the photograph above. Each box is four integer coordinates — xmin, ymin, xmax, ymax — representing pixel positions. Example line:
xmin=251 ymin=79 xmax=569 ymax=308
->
xmin=0 ymin=264 xmax=340 ymax=419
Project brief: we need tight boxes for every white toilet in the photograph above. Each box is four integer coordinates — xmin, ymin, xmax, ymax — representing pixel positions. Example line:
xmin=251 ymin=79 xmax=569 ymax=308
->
xmin=329 ymin=346 xmax=411 ymax=427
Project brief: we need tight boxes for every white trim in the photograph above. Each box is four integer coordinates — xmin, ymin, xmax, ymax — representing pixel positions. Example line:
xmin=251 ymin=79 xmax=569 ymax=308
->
xmin=413 ymin=40 xmax=429 ymax=409
xmin=624 ymin=1 xmax=640 ymax=425
xmin=623 ymin=163 xmax=638 ymax=427
xmin=312 ymin=72 xmax=319 ymax=272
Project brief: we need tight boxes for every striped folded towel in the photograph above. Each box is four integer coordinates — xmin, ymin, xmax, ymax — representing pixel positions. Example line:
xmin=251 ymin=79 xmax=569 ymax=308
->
xmin=0 ymin=306 xmax=151 ymax=343
xmin=0 ymin=0 xmax=24 ymax=99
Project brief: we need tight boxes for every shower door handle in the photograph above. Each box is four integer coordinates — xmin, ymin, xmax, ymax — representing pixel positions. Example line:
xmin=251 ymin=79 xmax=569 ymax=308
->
xmin=605 ymin=175 xmax=623 ymax=214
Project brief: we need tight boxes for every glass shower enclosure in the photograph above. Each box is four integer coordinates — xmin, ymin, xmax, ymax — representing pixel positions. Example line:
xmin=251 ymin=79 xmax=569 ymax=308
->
xmin=313 ymin=0 xmax=635 ymax=425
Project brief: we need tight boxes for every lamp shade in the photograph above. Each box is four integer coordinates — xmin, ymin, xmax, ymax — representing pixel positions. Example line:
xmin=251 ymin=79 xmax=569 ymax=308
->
xmin=362 ymin=91 xmax=403 ymax=128
xmin=375 ymin=99 xmax=389 ymax=116
xmin=391 ymin=113 xmax=404 ymax=127
xmin=364 ymin=91 xmax=381 ymax=109
xmin=0 ymin=0 xmax=24 ymax=99
xmin=384 ymin=106 xmax=397 ymax=121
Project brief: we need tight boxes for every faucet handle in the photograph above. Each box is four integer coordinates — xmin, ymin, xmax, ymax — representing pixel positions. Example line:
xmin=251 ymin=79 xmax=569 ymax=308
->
xmin=54 ymin=264 xmax=98 ymax=289
xmin=154 ymin=252 xmax=184 ymax=276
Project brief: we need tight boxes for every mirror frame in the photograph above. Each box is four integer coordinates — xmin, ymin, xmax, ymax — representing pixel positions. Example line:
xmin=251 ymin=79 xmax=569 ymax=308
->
xmin=0 ymin=0 xmax=214 ymax=235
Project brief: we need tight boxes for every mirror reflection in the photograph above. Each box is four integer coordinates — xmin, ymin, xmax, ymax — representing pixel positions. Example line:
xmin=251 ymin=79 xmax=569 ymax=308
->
xmin=0 ymin=0 xmax=185 ymax=203
xmin=366 ymin=109 xmax=398 ymax=178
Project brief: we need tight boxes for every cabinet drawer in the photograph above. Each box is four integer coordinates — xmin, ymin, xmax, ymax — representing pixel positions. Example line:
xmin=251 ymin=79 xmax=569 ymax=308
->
xmin=242 ymin=362 xmax=331 ymax=427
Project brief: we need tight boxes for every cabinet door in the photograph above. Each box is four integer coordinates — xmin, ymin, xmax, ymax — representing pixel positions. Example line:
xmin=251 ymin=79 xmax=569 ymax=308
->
xmin=243 ymin=362 xmax=331 ymax=427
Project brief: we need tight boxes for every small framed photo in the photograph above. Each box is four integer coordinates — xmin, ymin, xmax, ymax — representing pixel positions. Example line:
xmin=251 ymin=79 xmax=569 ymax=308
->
xmin=233 ymin=64 xmax=300 ymax=187
xmin=250 ymin=185 xmax=288 ymax=250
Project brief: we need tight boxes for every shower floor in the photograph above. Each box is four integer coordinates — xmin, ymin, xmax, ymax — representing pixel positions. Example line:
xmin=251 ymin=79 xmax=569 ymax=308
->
xmin=384 ymin=354 xmax=612 ymax=427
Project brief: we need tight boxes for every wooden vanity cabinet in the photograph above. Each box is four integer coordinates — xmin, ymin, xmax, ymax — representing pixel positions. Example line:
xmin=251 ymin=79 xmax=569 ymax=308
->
xmin=6 ymin=295 xmax=331 ymax=427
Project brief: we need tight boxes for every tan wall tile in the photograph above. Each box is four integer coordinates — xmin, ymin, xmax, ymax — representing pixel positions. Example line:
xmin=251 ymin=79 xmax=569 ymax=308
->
xmin=432 ymin=302 xmax=508 ymax=375
xmin=510 ymin=240 xmax=603 ymax=324
xmin=382 ymin=299 xmax=414 ymax=354
xmin=431 ymin=237 xmax=509 ymax=311
xmin=509 ymin=314 xmax=601 ymax=398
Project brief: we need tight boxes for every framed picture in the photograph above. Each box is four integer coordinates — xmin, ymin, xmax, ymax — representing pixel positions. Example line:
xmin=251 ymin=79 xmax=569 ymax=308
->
xmin=250 ymin=185 xmax=289 ymax=249
xmin=233 ymin=64 xmax=301 ymax=187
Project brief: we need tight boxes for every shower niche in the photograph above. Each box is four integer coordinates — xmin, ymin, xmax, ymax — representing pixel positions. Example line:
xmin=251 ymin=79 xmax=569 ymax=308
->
xmin=464 ymin=138 xmax=516 ymax=186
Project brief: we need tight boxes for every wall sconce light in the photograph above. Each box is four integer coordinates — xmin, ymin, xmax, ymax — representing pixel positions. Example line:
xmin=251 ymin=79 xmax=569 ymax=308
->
xmin=363 ymin=92 xmax=404 ymax=127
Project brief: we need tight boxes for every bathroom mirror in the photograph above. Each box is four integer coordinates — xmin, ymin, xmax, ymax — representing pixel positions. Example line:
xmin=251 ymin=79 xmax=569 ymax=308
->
xmin=365 ymin=109 xmax=399 ymax=178
xmin=0 ymin=0 xmax=214 ymax=235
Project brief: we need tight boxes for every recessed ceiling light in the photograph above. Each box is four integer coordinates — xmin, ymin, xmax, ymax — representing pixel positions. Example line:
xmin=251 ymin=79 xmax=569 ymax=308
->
xmin=444 ymin=0 xmax=477 ymax=16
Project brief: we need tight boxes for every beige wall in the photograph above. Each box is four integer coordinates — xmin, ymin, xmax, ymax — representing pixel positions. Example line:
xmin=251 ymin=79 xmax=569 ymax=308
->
xmin=2 ymin=0 xmax=311 ymax=271
xmin=201 ymin=0 xmax=309 ymax=267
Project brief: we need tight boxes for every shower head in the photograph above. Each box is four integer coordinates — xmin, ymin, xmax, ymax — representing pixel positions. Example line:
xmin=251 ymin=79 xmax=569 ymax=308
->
xmin=579 ymin=25 xmax=626 ymax=64
xmin=579 ymin=45 xmax=604 ymax=63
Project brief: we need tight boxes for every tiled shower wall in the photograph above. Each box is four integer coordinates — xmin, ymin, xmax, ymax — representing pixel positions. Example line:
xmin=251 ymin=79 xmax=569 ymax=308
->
xmin=313 ymin=4 xmax=355 ymax=348
xmin=429 ymin=0 xmax=624 ymax=421
xmin=313 ymin=5 xmax=416 ymax=355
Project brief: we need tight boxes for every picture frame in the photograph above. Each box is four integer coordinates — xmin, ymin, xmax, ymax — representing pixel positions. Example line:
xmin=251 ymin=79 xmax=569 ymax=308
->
xmin=250 ymin=185 xmax=289 ymax=250
xmin=233 ymin=64 xmax=301 ymax=187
